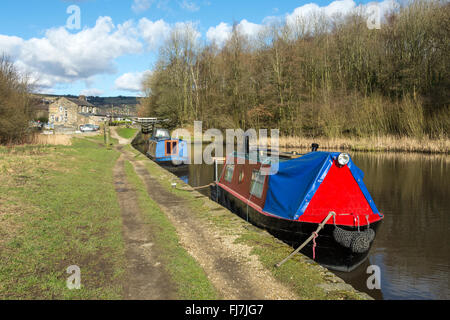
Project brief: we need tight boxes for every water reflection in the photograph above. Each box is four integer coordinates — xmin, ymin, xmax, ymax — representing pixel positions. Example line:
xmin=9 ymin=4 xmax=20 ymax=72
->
xmin=136 ymin=139 xmax=449 ymax=300
xmin=347 ymin=152 xmax=449 ymax=300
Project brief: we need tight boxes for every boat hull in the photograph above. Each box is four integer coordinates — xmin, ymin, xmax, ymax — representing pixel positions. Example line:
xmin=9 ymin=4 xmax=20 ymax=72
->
xmin=147 ymin=139 xmax=189 ymax=167
xmin=212 ymin=185 xmax=381 ymax=272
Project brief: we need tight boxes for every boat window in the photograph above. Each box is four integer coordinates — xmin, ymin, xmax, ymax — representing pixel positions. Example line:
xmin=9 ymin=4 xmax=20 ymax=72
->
xmin=166 ymin=141 xmax=178 ymax=156
xmin=238 ymin=169 xmax=245 ymax=184
xmin=154 ymin=129 xmax=171 ymax=139
xmin=250 ymin=170 xmax=265 ymax=198
xmin=224 ymin=164 xmax=235 ymax=183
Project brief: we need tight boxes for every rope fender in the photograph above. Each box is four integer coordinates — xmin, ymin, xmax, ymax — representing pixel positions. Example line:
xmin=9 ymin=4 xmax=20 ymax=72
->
xmin=333 ymin=227 xmax=375 ymax=253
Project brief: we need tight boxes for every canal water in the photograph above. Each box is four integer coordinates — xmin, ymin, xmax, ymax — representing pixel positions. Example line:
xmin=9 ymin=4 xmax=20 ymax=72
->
xmin=135 ymin=141 xmax=449 ymax=300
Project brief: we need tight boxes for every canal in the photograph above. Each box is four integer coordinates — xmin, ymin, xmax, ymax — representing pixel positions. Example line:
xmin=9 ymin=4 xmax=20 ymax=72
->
xmin=134 ymin=141 xmax=449 ymax=300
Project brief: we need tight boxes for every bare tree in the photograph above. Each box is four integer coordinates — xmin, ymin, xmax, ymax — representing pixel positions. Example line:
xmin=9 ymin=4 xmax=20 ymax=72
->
xmin=0 ymin=55 xmax=33 ymax=144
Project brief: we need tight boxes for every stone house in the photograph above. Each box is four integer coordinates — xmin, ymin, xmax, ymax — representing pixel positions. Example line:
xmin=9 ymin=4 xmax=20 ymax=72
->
xmin=48 ymin=96 xmax=100 ymax=129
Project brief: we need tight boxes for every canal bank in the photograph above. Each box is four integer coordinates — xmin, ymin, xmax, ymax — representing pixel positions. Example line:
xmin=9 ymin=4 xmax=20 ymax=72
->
xmin=131 ymin=129 xmax=450 ymax=300
xmin=128 ymin=130 xmax=371 ymax=300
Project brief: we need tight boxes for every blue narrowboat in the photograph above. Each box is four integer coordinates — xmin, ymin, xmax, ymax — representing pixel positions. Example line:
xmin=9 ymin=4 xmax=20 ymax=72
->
xmin=146 ymin=128 xmax=189 ymax=166
xmin=210 ymin=145 xmax=383 ymax=272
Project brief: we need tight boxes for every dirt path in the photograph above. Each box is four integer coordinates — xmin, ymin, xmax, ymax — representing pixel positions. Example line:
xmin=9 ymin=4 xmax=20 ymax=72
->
xmin=117 ymin=145 xmax=298 ymax=300
xmin=113 ymin=150 xmax=177 ymax=300
xmin=111 ymin=127 xmax=298 ymax=299
xmin=110 ymin=127 xmax=137 ymax=145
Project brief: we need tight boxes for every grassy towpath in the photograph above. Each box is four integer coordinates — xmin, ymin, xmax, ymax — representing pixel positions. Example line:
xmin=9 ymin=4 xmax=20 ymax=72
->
xmin=0 ymin=132 xmax=217 ymax=300
xmin=122 ymin=133 xmax=372 ymax=300
xmin=0 ymin=138 xmax=125 ymax=299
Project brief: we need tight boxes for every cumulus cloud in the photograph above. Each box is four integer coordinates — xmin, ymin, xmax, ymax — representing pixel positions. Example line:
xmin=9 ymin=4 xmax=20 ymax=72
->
xmin=206 ymin=22 xmax=232 ymax=46
xmin=114 ymin=70 xmax=152 ymax=92
xmin=286 ymin=0 xmax=399 ymax=27
xmin=138 ymin=18 xmax=172 ymax=50
xmin=0 ymin=16 xmax=142 ymax=89
xmin=208 ymin=1 xmax=399 ymax=46
xmin=206 ymin=19 xmax=263 ymax=46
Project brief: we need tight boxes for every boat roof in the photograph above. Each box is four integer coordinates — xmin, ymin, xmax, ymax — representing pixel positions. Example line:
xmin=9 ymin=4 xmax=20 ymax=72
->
xmin=227 ymin=151 xmax=294 ymax=165
xmin=254 ymin=151 xmax=381 ymax=220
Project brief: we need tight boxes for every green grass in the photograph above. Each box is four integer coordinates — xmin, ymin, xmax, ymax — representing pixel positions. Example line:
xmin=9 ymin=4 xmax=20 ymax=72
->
xmin=84 ymin=132 xmax=118 ymax=148
xmin=132 ymin=147 xmax=366 ymax=300
xmin=116 ymin=128 xmax=138 ymax=140
xmin=0 ymin=138 xmax=126 ymax=299
xmin=123 ymin=160 xmax=218 ymax=300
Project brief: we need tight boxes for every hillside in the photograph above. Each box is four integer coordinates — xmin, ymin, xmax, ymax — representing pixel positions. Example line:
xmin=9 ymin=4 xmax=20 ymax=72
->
xmin=34 ymin=94 xmax=140 ymax=106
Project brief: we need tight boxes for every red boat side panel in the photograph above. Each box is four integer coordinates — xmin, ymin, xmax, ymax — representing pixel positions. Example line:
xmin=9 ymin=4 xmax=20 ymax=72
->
xmin=219 ymin=159 xmax=268 ymax=209
xmin=300 ymin=162 xmax=381 ymax=226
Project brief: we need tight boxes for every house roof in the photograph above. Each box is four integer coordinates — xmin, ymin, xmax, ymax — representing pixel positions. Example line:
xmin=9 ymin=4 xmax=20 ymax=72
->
xmin=66 ymin=98 xmax=94 ymax=107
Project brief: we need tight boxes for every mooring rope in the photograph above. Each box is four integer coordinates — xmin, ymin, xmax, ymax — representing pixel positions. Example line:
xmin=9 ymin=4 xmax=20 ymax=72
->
xmin=312 ymin=232 xmax=319 ymax=260
xmin=275 ymin=211 xmax=336 ymax=268
xmin=184 ymin=183 xmax=215 ymax=191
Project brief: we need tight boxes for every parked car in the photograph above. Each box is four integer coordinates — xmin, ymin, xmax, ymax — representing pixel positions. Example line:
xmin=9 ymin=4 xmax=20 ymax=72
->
xmin=80 ymin=124 xmax=100 ymax=132
xmin=43 ymin=123 xmax=54 ymax=130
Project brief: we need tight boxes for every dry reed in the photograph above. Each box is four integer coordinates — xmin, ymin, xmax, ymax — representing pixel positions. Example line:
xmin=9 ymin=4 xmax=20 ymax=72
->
xmin=259 ymin=136 xmax=449 ymax=154
xmin=30 ymin=134 xmax=73 ymax=146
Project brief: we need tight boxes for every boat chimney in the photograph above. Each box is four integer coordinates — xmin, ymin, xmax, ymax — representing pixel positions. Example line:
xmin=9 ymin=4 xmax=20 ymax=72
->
xmin=312 ymin=143 xmax=319 ymax=152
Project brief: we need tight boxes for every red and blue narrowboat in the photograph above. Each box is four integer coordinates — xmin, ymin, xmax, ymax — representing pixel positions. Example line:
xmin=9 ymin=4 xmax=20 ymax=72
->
xmin=210 ymin=147 xmax=383 ymax=272
xmin=147 ymin=128 xmax=189 ymax=166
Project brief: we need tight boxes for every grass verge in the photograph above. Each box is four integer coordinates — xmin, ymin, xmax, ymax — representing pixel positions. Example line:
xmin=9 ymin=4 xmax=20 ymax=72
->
xmin=0 ymin=138 xmax=126 ymax=299
xmin=116 ymin=128 xmax=138 ymax=140
xmin=122 ymin=160 xmax=218 ymax=300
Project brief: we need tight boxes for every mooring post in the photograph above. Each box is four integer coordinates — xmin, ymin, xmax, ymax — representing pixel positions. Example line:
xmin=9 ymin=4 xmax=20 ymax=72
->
xmin=106 ymin=121 xmax=110 ymax=147
xmin=103 ymin=121 xmax=107 ymax=145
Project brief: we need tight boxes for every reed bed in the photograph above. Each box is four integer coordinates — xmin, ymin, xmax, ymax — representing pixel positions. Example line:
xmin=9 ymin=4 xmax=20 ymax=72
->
xmin=259 ymin=136 xmax=449 ymax=154
xmin=30 ymin=134 xmax=73 ymax=146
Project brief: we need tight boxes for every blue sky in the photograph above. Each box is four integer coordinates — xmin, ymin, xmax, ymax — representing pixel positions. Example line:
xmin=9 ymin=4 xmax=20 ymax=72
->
xmin=0 ymin=0 xmax=396 ymax=97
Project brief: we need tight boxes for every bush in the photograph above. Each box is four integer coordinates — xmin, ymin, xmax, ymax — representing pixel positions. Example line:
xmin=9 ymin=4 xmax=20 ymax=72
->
xmin=0 ymin=55 xmax=33 ymax=144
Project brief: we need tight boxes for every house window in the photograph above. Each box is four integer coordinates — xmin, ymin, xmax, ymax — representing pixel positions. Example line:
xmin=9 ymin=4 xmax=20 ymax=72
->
xmin=250 ymin=170 xmax=265 ymax=198
xmin=50 ymin=115 xmax=54 ymax=122
xmin=224 ymin=164 xmax=235 ymax=183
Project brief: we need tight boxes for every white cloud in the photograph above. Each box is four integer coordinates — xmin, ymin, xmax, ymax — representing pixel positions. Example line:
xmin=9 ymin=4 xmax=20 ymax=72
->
xmin=114 ymin=70 xmax=152 ymax=92
xmin=132 ymin=0 xmax=153 ymax=13
xmin=238 ymin=20 xmax=264 ymax=38
xmin=173 ymin=21 xmax=202 ymax=41
xmin=207 ymin=0 xmax=400 ymax=47
xmin=0 ymin=16 xmax=143 ymax=89
xmin=138 ymin=18 xmax=172 ymax=50
xmin=206 ymin=19 xmax=263 ymax=46
xmin=180 ymin=0 xmax=200 ymax=12
xmin=286 ymin=0 xmax=399 ymax=28
xmin=206 ymin=22 xmax=232 ymax=46
xmin=80 ymin=88 xmax=104 ymax=96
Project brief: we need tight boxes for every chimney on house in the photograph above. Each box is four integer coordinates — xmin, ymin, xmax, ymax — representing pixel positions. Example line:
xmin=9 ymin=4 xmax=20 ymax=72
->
xmin=79 ymin=95 xmax=87 ymax=102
